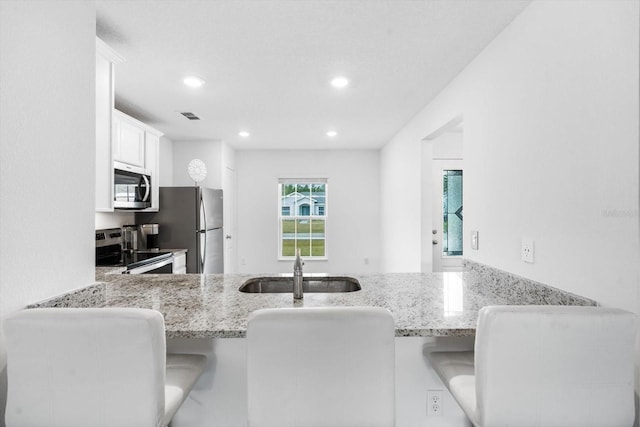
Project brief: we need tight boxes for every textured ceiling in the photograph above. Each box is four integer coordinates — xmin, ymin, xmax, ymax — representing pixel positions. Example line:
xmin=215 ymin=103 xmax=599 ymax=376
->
xmin=96 ymin=0 xmax=530 ymax=150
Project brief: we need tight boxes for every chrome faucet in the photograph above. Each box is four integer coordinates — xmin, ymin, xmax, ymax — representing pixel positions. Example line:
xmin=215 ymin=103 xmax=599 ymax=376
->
xmin=293 ymin=248 xmax=304 ymax=299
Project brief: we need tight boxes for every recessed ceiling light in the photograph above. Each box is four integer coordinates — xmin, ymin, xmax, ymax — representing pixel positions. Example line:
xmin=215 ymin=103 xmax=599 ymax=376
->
xmin=238 ymin=131 xmax=250 ymax=138
xmin=326 ymin=130 xmax=338 ymax=138
xmin=330 ymin=76 xmax=349 ymax=89
xmin=183 ymin=76 xmax=205 ymax=88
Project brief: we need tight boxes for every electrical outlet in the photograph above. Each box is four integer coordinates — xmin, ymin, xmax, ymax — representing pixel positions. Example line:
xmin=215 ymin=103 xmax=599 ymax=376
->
xmin=427 ymin=390 xmax=443 ymax=416
xmin=521 ymin=238 xmax=535 ymax=263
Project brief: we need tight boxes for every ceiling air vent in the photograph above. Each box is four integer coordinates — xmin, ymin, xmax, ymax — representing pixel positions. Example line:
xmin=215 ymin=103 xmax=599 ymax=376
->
xmin=180 ymin=112 xmax=200 ymax=120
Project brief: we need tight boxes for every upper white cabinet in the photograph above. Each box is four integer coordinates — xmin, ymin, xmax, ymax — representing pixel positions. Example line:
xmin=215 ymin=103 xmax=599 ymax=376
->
xmin=95 ymin=38 xmax=163 ymax=212
xmin=95 ymin=38 xmax=124 ymax=212
xmin=112 ymin=109 xmax=163 ymax=212
xmin=113 ymin=111 xmax=146 ymax=167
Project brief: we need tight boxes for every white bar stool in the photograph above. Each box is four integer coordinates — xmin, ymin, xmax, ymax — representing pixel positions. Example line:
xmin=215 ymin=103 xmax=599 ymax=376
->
xmin=428 ymin=305 xmax=636 ymax=427
xmin=4 ymin=308 xmax=206 ymax=427
xmin=246 ymin=307 xmax=396 ymax=427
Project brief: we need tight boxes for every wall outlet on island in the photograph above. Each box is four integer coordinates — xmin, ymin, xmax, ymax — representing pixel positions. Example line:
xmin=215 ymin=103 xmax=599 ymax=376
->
xmin=521 ymin=238 xmax=535 ymax=263
xmin=427 ymin=390 xmax=443 ymax=416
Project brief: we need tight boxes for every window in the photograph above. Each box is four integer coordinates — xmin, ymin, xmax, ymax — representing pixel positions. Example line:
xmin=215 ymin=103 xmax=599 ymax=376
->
xmin=279 ymin=180 xmax=327 ymax=258
xmin=442 ymin=170 xmax=463 ymax=256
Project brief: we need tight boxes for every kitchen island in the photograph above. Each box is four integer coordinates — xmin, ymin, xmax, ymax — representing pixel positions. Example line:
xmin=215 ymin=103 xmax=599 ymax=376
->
xmin=28 ymin=261 xmax=598 ymax=427
xmin=34 ymin=261 xmax=596 ymax=338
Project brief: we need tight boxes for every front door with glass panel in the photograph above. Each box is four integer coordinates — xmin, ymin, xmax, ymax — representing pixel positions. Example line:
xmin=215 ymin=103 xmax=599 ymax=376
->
xmin=432 ymin=161 xmax=464 ymax=272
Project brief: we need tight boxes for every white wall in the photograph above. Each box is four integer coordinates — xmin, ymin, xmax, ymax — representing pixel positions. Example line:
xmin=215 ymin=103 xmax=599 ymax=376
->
xmin=431 ymin=131 xmax=463 ymax=160
xmin=236 ymin=150 xmax=381 ymax=274
xmin=382 ymin=0 xmax=639 ymax=310
xmin=0 ymin=1 xmax=97 ymax=423
xmin=159 ymin=135 xmax=174 ymax=186
xmin=172 ymin=140 xmax=229 ymax=188
xmin=381 ymin=0 xmax=640 ymax=416
xmin=380 ymin=118 xmax=424 ymax=272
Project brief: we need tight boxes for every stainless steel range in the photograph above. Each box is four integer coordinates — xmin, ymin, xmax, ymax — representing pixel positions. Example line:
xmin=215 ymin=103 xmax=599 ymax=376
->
xmin=95 ymin=228 xmax=174 ymax=274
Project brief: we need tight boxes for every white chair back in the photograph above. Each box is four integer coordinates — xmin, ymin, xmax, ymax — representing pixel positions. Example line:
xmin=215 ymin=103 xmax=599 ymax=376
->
xmin=247 ymin=307 xmax=396 ymax=427
xmin=4 ymin=308 xmax=167 ymax=427
xmin=475 ymin=305 xmax=636 ymax=427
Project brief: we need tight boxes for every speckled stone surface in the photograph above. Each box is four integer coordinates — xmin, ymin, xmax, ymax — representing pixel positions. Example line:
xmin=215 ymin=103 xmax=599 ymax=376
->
xmin=463 ymin=260 xmax=596 ymax=306
xmin=29 ymin=261 xmax=596 ymax=339
xmin=95 ymin=266 xmax=125 ymax=281
xmin=29 ymin=283 xmax=106 ymax=308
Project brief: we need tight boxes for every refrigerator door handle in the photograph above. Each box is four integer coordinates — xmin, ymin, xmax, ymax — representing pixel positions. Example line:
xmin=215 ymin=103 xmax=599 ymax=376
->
xmin=200 ymin=192 xmax=207 ymax=273
xmin=201 ymin=230 xmax=206 ymax=273
xmin=200 ymin=192 xmax=207 ymax=231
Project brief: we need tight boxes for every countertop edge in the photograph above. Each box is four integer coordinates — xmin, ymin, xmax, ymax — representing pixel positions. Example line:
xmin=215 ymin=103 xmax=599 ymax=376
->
xmin=165 ymin=327 xmax=478 ymax=339
xmin=28 ymin=266 xmax=598 ymax=339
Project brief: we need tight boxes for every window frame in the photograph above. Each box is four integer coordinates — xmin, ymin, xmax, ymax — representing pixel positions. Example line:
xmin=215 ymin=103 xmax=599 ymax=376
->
xmin=277 ymin=178 xmax=328 ymax=261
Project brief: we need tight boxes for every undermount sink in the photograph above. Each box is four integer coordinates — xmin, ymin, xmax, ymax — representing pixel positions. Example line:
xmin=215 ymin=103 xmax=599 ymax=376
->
xmin=239 ymin=276 xmax=361 ymax=293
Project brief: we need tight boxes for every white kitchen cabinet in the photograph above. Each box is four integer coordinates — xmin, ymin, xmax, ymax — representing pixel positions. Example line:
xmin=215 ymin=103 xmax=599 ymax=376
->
xmin=112 ymin=111 xmax=146 ymax=168
xmin=95 ymin=38 xmax=163 ymax=213
xmin=112 ymin=109 xmax=163 ymax=211
xmin=145 ymin=131 xmax=160 ymax=211
xmin=95 ymin=38 xmax=123 ymax=212
xmin=173 ymin=252 xmax=187 ymax=274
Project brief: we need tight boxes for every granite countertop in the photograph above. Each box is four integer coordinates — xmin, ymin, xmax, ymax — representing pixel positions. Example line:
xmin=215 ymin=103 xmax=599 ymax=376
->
xmin=32 ymin=261 xmax=596 ymax=339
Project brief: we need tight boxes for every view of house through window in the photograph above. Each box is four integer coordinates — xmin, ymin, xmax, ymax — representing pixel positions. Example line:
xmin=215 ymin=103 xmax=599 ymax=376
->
xmin=443 ymin=170 xmax=463 ymax=256
xmin=279 ymin=180 xmax=327 ymax=258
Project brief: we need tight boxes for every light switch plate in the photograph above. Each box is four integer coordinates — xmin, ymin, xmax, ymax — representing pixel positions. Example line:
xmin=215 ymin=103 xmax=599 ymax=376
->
xmin=471 ymin=230 xmax=479 ymax=250
xmin=521 ymin=238 xmax=535 ymax=263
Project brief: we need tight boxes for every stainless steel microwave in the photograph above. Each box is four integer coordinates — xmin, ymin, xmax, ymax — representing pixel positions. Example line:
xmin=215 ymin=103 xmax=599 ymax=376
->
xmin=114 ymin=161 xmax=152 ymax=210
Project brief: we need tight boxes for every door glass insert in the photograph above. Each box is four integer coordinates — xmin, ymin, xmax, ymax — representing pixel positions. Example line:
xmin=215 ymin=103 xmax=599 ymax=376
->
xmin=443 ymin=170 xmax=463 ymax=256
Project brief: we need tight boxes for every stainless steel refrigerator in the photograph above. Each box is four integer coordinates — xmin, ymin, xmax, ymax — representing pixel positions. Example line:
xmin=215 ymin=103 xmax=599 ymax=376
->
xmin=136 ymin=187 xmax=223 ymax=274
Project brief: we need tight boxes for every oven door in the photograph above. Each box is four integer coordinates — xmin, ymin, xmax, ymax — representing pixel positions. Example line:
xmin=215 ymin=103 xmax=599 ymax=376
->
xmin=125 ymin=256 xmax=173 ymax=274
